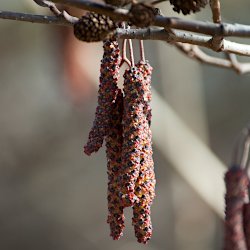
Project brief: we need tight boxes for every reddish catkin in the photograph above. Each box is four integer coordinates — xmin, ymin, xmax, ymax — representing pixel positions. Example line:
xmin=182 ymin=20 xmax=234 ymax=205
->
xmin=224 ymin=167 xmax=249 ymax=250
xmin=84 ymin=38 xmax=121 ymax=155
xmin=243 ymin=203 xmax=250 ymax=249
xmin=136 ymin=60 xmax=153 ymax=125
xmin=132 ymin=61 xmax=155 ymax=244
xmin=120 ymin=66 xmax=148 ymax=207
xmin=132 ymin=126 xmax=155 ymax=243
xmin=106 ymin=90 xmax=125 ymax=240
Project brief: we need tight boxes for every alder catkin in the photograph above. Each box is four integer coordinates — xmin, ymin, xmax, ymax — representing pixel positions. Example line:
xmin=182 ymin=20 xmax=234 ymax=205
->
xmin=243 ymin=203 xmax=250 ymax=249
xmin=169 ymin=0 xmax=208 ymax=15
xmin=136 ymin=60 xmax=153 ymax=125
xmin=106 ymin=90 xmax=125 ymax=240
xmin=131 ymin=61 xmax=155 ymax=244
xmin=84 ymin=38 xmax=121 ymax=155
xmin=223 ymin=167 xmax=248 ymax=250
xmin=120 ymin=66 xmax=148 ymax=207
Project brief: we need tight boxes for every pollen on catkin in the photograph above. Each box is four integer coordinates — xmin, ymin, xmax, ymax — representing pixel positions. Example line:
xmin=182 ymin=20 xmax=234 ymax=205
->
xmin=243 ymin=203 xmax=250 ymax=249
xmin=224 ymin=167 xmax=249 ymax=250
xmin=132 ymin=124 xmax=155 ymax=243
xmin=136 ymin=61 xmax=153 ymax=126
xmin=120 ymin=66 xmax=148 ymax=207
xmin=131 ymin=61 xmax=155 ymax=244
xmin=73 ymin=12 xmax=116 ymax=42
xmin=169 ymin=0 xmax=208 ymax=15
xmin=106 ymin=90 xmax=125 ymax=240
xmin=84 ymin=38 xmax=121 ymax=155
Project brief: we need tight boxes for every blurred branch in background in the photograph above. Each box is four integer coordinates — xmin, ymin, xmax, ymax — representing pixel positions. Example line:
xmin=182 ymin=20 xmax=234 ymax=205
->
xmin=151 ymin=89 xmax=226 ymax=218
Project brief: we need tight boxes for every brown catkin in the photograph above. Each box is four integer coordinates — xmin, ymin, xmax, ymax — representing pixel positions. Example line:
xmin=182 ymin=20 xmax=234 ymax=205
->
xmin=132 ymin=61 xmax=155 ymax=244
xmin=132 ymin=126 xmax=155 ymax=243
xmin=120 ymin=66 xmax=148 ymax=207
xmin=84 ymin=38 xmax=121 ymax=155
xmin=169 ymin=0 xmax=208 ymax=15
xmin=224 ymin=167 xmax=249 ymax=250
xmin=106 ymin=90 xmax=125 ymax=240
xmin=243 ymin=203 xmax=250 ymax=249
xmin=136 ymin=61 xmax=153 ymax=126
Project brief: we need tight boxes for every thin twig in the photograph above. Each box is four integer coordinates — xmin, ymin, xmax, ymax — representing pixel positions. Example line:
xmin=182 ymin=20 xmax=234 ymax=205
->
xmin=128 ymin=39 xmax=135 ymax=67
xmin=175 ymin=43 xmax=250 ymax=74
xmin=0 ymin=10 xmax=72 ymax=26
xmin=139 ymin=40 xmax=145 ymax=62
xmin=210 ymin=0 xmax=221 ymax=24
xmin=120 ymin=39 xmax=131 ymax=67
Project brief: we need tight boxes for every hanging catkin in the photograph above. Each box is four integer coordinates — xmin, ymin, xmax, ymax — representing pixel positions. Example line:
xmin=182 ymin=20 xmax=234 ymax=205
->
xmin=132 ymin=61 xmax=155 ymax=244
xmin=243 ymin=203 xmax=250 ymax=249
xmin=137 ymin=60 xmax=153 ymax=125
xmin=84 ymin=39 xmax=121 ymax=155
xmin=106 ymin=90 xmax=125 ymax=240
xmin=120 ymin=66 xmax=148 ymax=207
xmin=224 ymin=167 xmax=249 ymax=250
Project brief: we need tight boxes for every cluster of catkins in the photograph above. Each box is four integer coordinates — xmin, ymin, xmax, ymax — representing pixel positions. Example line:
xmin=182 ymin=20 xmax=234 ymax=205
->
xmin=83 ymin=38 xmax=155 ymax=244
xmin=223 ymin=166 xmax=250 ymax=250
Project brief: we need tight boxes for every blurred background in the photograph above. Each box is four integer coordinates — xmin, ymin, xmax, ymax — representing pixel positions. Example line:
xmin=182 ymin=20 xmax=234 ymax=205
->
xmin=1 ymin=0 xmax=250 ymax=249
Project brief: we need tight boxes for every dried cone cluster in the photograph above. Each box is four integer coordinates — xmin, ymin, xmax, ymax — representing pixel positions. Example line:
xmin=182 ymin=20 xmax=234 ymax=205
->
xmin=74 ymin=12 xmax=115 ymax=42
xmin=169 ymin=0 xmax=208 ymax=15
xmin=83 ymin=38 xmax=155 ymax=243
xmin=223 ymin=166 xmax=250 ymax=250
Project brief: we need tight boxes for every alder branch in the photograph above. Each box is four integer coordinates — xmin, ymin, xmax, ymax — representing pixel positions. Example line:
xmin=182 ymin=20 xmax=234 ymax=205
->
xmin=2 ymin=0 xmax=250 ymax=73
xmin=0 ymin=10 xmax=72 ymax=26
xmin=174 ymin=44 xmax=250 ymax=74
xmin=116 ymin=28 xmax=250 ymax=57
xmin=49 ymin=0 xmax=250 ymax=38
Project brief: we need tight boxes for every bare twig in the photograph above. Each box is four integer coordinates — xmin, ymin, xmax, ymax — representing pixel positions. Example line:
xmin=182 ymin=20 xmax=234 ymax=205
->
xmin=128 ymin=39 xmax=135 ymax=67
xmin=116 ymin=28 xmax=250 ymax=57
xmin=120 ymin=39 xmax=131 ymax=67
xmin=210 ymin=0 xmax=221 ymax=24
xmin=0 ymin=10 xmax=72 ymax=26
xmin=139 ymin=40 xmax=145 ymax=62
xmin=175 ymin=44 xmax=250 ymax=74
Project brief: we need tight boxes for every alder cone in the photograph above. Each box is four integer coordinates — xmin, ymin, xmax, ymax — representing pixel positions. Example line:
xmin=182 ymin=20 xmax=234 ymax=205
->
xmin=169 ymin=0 xmax=208 ymax=15
xmin=129 ymin=3 xmax=155 ymax=27
xmin=105 ymin=0 xmax=131 ymax=7
xmin=74 ymin=12 xmax=115 ymax=42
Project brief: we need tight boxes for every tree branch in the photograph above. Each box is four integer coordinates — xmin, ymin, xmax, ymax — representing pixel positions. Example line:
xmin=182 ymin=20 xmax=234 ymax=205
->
xmin=175 ymin=44 xmax=250 ymax=74
xmin=2 ymin=0 xmax=250 ymax=73
xmin=0 ymin=10 xmax=71 ymax=26
xmin=49 ymin=0 xmax=250 ymax=38
xmin=116 ymin=28 xmax=250 ymax=57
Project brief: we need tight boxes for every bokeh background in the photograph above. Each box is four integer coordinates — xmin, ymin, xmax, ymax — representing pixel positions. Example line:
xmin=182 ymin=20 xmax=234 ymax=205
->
xmin=1 ymin=1 xmax=250 ymax=249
